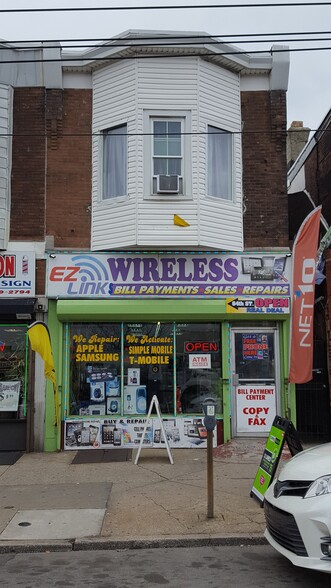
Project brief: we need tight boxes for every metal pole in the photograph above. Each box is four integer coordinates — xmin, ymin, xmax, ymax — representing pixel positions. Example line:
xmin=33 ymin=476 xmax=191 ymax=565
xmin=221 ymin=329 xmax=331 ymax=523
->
xmin=207 ymin=429 xmax=214 ymax=518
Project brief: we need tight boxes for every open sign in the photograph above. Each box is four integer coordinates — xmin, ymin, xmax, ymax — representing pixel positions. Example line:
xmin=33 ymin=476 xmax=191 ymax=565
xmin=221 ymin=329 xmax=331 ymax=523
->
xmin=184 ymin=341 xmax=218 ymax=353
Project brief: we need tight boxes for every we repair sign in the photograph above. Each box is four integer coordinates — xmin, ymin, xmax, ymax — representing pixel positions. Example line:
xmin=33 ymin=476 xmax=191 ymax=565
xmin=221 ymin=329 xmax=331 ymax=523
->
xmin=236 ymin=385 xmax=276 ymax=433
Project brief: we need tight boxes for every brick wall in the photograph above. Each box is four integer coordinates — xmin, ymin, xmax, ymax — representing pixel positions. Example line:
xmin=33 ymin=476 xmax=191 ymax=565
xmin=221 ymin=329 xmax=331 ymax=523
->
xmin=11 ymin=88 xmax=46 ymax=241
xmin=305 ymin=125 xmax=331 ymax=222
xmin=46 ymin=89 xmax=92 ymax=249
xmin=241 ymin=90 xmax=289 ymax=248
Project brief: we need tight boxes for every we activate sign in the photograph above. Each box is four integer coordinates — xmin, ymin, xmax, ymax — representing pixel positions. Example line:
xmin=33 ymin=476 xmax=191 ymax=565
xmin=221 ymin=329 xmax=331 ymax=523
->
xmin=236 ymin=385 xmax=276 ymax=433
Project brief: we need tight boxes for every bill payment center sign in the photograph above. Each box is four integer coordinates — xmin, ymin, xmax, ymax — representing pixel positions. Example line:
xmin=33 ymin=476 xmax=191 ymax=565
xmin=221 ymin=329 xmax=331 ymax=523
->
xmin=46 ymin=252 xmax=291 ymax=298
xmin=236 ymin=386 xmax=276 ymax=433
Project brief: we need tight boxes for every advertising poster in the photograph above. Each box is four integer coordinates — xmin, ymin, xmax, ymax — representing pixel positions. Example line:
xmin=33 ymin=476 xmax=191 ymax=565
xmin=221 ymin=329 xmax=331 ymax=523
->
xmin=236 ymin=385 xmax=276 ymax=433
xmin=0 ymin=381 xmax=20 ymax=411
xmin=64 ymin=416 xmax=215 ymax=450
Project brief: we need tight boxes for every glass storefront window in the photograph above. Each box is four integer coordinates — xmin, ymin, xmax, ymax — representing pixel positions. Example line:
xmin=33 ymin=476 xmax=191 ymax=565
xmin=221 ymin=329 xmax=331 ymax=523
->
xmin=0 ymin=326 xmax=28 ymax=420
xmin=176 ymin=323 xmax=221 ymax=414
xmin=67 ymin=322 xmax=222 ymax=417
xmin=69 ymin=323 xmax=121 ymax=417
xmin=124 ymin=322 xmax=174 ymax=415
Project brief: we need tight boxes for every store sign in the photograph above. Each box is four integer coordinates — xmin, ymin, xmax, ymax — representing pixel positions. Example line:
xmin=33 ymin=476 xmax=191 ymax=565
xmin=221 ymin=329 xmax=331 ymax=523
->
xmin=47 ymin=252 xmax=291 ymax=299
xmin=189 ymin=354 xmax=211 ymax=369
xmin=236 ymin=385 xmax=276 ymax=433
xmin=226 ymin=297 xmax=290 ymax=314
xmin=0 ymin=381 xmax=20 ymax=411
xmin=0 ymin=252 xmax=35 ymax=297
xmin=185 ymin=341 xmax=218 ymax=353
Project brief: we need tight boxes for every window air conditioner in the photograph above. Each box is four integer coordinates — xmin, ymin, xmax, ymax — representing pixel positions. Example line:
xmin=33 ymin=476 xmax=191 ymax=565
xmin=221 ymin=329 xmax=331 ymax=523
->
xmin=156 ymin=174 xmax=179 ymax=194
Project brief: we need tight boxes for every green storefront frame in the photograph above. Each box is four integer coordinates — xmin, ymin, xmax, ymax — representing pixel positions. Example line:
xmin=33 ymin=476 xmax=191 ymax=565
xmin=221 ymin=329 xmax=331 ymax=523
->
xmin=44 ymin=299 xmax=294 ymax=452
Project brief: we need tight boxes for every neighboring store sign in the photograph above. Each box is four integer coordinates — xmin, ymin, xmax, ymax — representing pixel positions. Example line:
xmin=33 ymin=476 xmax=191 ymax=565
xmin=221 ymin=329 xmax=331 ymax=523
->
xmin=226 ymin=297 xmax=290 ymax=314
xmin=0 ymin=252 xmax=35 ymax=297
xmin=251 ymin=416 xmax=303 ymax=503
xmin=236 ymin=385 xmax=276 ymax=433
xmin=64 ymin=416 xmax=216 ymax=450
xmin=289 ymin=206 xmax=321 ymax=384
xmin=47 ymin=252 xmax=291 ymax=299
xmin=0 ymin=381 xmax=20 ymax=411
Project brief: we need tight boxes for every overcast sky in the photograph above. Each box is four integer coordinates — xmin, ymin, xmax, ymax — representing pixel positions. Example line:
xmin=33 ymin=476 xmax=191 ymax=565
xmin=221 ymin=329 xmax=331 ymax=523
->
xmin=1 ymin=0 xmax=330 ymax=135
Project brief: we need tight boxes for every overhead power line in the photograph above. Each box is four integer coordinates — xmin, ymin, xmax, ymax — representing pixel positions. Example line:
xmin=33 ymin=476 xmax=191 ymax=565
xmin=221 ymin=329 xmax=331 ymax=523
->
xmin=1 ymin=2 xmax=331 ymax=13
xmin=2 ymin=33 xmax=331 ymax=51
xmin=1 ymin=130 xmax=329 ymax=138
xmin=1 ymin=45 xmax=331 ymax=65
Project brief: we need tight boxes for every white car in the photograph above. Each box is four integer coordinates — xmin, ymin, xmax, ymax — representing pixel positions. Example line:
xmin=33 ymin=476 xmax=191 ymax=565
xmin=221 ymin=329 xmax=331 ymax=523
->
xmin=264 ymin=443 xmax=331 ymax=574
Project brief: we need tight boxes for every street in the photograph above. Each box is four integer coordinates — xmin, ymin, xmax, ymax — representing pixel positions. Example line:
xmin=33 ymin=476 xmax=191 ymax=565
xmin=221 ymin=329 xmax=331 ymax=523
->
xmin=0 ymin=544 xmax=330 ymax=587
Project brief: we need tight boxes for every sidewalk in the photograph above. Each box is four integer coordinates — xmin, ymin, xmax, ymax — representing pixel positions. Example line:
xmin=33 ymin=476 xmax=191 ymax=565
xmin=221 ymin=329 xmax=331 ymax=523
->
xmin=0 ymin=438 xmax=289 ymax=553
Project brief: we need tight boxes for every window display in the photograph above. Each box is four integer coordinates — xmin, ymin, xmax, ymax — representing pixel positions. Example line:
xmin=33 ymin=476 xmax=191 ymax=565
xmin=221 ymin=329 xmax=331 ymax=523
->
xmin=68 ymin=322 xmax=222 ymax=418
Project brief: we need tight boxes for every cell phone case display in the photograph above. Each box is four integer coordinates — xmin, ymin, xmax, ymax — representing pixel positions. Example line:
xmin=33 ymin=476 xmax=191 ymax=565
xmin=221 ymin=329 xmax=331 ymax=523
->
xmin=123 ymin=385 xmax=147 ymax=414
xmin=86 ymin=370 xmax=120 ymax=415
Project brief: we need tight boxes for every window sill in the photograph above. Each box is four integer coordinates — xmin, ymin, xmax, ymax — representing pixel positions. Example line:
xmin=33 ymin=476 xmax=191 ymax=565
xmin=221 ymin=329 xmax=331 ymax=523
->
xmin=96 ymin=195 xmax=130 ymax=208
xmin=144 ymin=194 xmax=193 ymax=201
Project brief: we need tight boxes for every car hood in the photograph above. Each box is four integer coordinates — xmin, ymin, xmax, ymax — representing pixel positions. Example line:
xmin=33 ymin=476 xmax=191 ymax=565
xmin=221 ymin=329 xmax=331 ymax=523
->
xmin=278 ymin=443 xmax=331 ymax=481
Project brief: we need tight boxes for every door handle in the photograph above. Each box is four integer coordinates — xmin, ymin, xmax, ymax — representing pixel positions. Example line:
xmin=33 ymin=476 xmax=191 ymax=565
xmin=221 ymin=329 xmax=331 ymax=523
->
xmin=232 ymin=373 xmax=239 ymax=387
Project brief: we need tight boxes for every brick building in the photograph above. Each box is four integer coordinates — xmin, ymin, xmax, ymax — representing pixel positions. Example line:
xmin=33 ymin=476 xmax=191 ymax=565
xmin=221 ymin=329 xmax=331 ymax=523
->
xmin=0 ymin=32 xmax=293 ymax=452
xmin=288 ymin=109 xmax=331 ymax=441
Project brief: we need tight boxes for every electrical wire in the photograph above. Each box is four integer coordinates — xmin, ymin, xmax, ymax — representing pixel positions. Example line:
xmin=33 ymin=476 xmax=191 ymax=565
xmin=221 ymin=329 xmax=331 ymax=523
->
xmin=2 ymin=33 xmax=331 ymax=51
xmin=1 ymin=44 xmax=331 ymax=65
xmin=0 ymin=129 xmax=329 ymax=138
xmin=1 ymin=2 xmax=331 ymax=13
xmin=3 ymin=31 xmax=331 ymax=48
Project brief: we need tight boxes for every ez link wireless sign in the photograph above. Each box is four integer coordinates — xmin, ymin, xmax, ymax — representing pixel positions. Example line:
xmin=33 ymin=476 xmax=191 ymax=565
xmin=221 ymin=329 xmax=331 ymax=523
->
xmin=47 ymin=252 xmax=291 ymax=299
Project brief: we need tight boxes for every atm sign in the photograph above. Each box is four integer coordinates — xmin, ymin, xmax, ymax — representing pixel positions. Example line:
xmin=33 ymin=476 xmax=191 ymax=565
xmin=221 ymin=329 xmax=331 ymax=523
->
xmin=185 ymin=341 xmax=219 ymax=353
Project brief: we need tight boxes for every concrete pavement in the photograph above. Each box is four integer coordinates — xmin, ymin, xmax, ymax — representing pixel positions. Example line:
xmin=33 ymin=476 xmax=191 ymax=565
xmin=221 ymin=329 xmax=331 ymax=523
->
xmin=0 ymin=438 xmax=291 ymax=553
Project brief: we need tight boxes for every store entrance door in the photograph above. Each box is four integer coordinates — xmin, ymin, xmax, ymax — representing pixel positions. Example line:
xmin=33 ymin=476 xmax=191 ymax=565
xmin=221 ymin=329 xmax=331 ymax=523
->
xmin=231 ymin=328 xmax=281 ymax=437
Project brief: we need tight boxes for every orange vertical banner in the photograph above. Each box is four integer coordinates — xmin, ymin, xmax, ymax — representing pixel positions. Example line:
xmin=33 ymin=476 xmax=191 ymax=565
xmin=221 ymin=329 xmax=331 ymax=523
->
xmin=289 ymin=206 xmax=322 ymax=384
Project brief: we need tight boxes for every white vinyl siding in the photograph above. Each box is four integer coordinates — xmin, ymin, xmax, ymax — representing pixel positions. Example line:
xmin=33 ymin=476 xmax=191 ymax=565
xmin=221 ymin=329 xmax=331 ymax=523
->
xmin=91 ymin=56 xmax=242 ymax=251
xmin=0 ymin=83 xmax=12 ymax=250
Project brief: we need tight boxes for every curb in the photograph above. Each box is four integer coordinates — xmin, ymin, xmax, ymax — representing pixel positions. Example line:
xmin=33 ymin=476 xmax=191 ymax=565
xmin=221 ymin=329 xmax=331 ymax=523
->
xmin=0 ymin=534 xmax=267 ymax=554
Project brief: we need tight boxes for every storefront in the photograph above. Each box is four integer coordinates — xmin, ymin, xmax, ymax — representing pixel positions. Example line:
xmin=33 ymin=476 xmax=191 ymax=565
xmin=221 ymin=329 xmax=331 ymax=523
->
xmin=0 ymin=252 xmax=36 ymax=451
xmin=44 ymin=251 xmax=294 ymax=452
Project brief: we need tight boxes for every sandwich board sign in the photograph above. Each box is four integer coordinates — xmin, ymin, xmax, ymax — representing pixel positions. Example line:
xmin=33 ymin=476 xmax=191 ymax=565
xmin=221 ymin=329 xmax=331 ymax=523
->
xmin=251 ymin=415 xmax=303 ymax=504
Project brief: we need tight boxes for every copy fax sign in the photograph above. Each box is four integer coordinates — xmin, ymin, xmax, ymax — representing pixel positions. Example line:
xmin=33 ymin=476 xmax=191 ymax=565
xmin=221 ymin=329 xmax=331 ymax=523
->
xmin=236 ymin=385 xmax=276 ymax=433
xmin=189 ymin=354 xmax=211 ymax=369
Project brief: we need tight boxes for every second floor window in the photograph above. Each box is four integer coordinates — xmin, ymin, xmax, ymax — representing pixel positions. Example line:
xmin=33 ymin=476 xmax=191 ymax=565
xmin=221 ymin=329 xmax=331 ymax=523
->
xmin=103 ymin=124 xmax=127 ymax=199
xmin=152 ymin=119 xmax=183 ymax=195
xmin=207 ymin=125 xmax=232 ymax=200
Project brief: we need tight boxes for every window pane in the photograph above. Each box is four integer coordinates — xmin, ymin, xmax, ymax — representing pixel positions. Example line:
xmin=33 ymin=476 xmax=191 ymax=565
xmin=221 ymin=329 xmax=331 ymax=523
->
xmin=69 ymin=324 xmax=121 ymax=417
xmin=176 ymin=323 xmax=221 ymax=414
xmin=168 ymin=138 xmax=181 ymax=156
xmin=208 ymin=125 xmax=232 ymax=199
xmin=168 ymin=121 xmax=181 ymax=137
xmin=168 ymin=159 xmax=181 ymax=175
xmin=154 ymin=138 xmax=168 ymax=156
xmin=153 ymin=158 xmax=168 ymax=175
xmin=103 ymin=125 xmax=127 ymax=199
xmin=154 ymin=121 xmax=167 ymax=137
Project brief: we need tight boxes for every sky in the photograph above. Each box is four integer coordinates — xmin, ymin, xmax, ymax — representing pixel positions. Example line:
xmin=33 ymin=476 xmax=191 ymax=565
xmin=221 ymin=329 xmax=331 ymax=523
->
xmin=0 ymin=0 xmax=330 ymax=136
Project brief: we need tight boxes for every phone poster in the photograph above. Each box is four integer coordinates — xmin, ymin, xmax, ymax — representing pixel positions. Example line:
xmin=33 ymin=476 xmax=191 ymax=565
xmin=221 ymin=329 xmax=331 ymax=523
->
xmin=64 ymin=417 xmax=216 ymax=450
